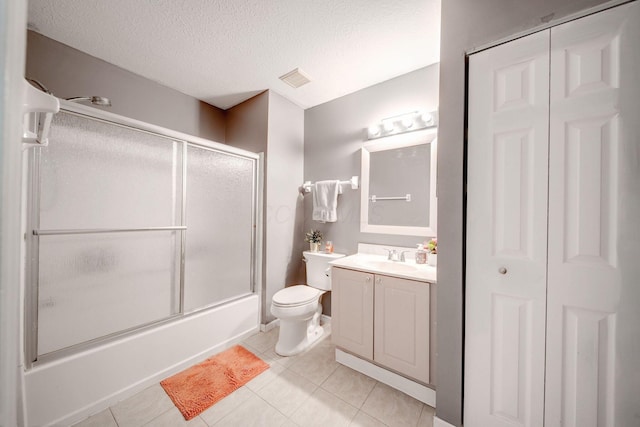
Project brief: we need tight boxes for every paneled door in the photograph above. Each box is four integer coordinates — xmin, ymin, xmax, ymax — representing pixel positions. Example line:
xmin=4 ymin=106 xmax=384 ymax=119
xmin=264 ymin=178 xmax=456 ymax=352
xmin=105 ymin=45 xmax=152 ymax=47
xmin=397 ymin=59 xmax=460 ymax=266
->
xmin=467 ymin=3 xmax=640 ymax=426
xmin=465 ymin=30 xmax=550 ymax=426
xmin=545 ymin=3 xmax=640 ymax=426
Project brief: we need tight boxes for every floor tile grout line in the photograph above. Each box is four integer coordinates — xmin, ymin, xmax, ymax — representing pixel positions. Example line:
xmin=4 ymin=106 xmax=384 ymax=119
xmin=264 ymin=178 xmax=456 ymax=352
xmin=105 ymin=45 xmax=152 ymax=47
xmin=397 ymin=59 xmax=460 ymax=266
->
xmin=254 ymin=392 xmax=291 ymax=423
xmin=415 ymin=403 xmax=432 ymax=427
xmin=107 ymin=407 xmax=120 ymax=427
xmin=138 ymin=405 xmax=174 ymax=427
xmin=317 ymin=377 xmax=371 ymax=412
xmin=357 ymin=380 xmax=389 ymax=424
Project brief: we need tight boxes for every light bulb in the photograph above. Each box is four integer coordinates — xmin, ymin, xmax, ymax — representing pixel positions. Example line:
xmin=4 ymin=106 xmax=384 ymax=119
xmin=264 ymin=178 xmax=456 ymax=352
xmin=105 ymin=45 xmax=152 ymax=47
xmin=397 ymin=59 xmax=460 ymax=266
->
xmin=382 ymin=120 xmax=395 ymax=133
xmin=401 ymin=117 xmax=414 ymax=129
xmin=420 ymin=112 xmax=434 ymax=125
xmin=368 ymin=125 xmax=381 ymax=137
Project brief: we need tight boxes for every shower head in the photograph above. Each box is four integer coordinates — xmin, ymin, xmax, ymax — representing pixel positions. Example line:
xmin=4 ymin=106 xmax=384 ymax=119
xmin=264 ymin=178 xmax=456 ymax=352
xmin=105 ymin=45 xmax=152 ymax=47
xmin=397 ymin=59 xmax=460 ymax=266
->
xmin=65 ymin=96 xmax=112 ymax=107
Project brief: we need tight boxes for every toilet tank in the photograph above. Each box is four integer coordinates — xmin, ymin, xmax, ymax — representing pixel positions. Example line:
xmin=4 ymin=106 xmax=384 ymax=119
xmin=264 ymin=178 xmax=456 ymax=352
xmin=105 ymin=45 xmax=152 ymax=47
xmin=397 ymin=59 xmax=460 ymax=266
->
xmin=304 ymin=251 xmax=345 ymax=291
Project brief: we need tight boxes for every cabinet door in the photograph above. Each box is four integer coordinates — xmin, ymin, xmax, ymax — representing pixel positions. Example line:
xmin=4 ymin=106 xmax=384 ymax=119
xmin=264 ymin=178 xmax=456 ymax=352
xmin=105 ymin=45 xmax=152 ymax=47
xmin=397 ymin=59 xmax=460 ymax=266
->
xmin=465 ymin=30 xmax=550 ymax=427
xmin=546 ymin=3 xmax=640 ymax=426
xmin=331 ymin=267 xmax=374 ymax=359
xmin=374 ymin=275 xmax=429 ymax=383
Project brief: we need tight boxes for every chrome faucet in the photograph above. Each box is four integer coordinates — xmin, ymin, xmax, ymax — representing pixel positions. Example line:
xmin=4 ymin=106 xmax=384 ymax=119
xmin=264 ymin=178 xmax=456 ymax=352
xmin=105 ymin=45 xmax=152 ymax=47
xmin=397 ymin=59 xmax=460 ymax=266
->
xmin=384 ymin=249 xmax=410 ymax=262
xmin=384 ymin=249 xmax=399 ymax=261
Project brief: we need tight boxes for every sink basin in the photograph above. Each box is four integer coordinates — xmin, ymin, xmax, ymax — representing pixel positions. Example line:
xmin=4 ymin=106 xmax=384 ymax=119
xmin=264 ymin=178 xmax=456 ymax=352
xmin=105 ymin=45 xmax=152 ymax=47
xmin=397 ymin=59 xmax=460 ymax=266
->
xmin=362 ymin=260 xmax=419 ymax=273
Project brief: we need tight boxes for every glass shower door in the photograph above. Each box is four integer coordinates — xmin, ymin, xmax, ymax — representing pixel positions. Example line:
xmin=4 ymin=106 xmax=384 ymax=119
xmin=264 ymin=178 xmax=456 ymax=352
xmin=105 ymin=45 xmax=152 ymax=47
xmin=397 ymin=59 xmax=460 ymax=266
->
xmin=183 ymin=145 xmax=256 ymax=312
xmin=33 ymin=112 xmax=183 ymax=356
xmin=28 ymin=107 xmax=260 ymax=363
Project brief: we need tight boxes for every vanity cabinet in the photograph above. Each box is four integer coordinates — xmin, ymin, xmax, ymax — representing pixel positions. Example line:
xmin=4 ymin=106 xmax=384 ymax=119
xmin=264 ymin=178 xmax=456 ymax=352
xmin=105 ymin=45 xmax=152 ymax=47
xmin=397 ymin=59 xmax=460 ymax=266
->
xmin=332 ymin=266 xmax=430 ymax=384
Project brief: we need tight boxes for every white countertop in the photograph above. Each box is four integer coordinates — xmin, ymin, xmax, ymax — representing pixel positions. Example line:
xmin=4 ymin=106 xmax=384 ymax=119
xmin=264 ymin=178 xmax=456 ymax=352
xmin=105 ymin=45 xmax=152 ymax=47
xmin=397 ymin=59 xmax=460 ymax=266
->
xmin=330 ymin=253 xmax=437 ymax=283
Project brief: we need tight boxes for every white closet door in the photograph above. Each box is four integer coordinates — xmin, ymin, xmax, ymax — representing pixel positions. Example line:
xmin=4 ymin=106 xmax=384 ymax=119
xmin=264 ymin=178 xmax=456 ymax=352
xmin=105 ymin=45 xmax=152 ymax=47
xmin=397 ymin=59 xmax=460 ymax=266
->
xmin=546 ymin=3 xmax=640 ymax=426
xmin=465 ymin=30 xmax=550 ymax=427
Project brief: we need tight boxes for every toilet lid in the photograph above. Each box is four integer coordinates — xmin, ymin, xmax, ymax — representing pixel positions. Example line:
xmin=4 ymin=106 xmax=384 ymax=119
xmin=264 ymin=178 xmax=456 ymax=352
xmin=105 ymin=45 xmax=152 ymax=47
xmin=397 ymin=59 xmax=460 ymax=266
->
xmin=272 ymin=285 xmax=322 ymax=307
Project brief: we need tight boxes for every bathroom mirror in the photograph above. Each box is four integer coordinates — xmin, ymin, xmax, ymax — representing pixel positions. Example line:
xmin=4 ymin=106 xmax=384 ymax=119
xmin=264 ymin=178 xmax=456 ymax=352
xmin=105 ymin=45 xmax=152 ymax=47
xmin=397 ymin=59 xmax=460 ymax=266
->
xmin=360 ymin=129 xmax=437 ymax=236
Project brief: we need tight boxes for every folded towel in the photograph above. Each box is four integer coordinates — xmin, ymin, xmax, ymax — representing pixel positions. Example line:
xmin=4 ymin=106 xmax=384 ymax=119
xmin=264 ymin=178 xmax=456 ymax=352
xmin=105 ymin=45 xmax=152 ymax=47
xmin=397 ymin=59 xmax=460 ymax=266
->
xmin=312 ymin=180 xmax=341 ymax=223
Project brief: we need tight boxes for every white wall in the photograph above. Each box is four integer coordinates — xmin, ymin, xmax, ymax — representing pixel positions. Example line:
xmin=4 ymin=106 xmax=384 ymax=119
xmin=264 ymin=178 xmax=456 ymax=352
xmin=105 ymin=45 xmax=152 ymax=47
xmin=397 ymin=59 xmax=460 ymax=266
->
xmin=0 ymin=0 xmax=28 ymax=425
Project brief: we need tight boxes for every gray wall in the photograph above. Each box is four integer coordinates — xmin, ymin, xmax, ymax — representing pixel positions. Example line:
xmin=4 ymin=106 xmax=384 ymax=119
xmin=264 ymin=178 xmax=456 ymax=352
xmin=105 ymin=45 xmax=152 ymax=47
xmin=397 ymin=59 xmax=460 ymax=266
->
xmin=226 ymin=91 xmax=305 ymax=324
xmin=225 ymin=92 xmax=268 ymax=153
xmin=26 ymin=31 xmax=226 ymax=142
xmin=226 ymin=92 xmax=270 ymax=320
xmin=264 ymin=91 xmax=306 ymax=323
xmin=437 ymin=0 xmax=614 ymax=425
xmin=304 ymin=65 xmax=440 ymax=257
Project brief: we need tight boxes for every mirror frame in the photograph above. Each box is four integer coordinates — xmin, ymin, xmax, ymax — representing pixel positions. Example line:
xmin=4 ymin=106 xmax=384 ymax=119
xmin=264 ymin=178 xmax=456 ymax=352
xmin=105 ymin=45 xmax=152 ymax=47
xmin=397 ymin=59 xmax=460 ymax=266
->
xmin=360 ymin=128 xmax=437 ymax=236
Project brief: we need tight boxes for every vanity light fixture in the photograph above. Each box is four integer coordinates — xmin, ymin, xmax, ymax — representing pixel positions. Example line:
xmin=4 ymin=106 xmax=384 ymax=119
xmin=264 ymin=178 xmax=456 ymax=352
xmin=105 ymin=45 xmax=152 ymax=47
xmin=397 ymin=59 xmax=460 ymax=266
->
xmin=366 ymin=110 xmax=438 ymax=140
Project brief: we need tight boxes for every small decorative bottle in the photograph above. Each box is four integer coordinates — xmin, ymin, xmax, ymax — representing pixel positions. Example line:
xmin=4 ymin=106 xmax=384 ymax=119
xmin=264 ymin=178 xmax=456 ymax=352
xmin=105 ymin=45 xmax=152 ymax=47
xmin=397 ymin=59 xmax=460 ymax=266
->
xmin=415 ymin=244 xmax=427 ymax=264
xmin=324 ymin=240 xmax=334 ymax=253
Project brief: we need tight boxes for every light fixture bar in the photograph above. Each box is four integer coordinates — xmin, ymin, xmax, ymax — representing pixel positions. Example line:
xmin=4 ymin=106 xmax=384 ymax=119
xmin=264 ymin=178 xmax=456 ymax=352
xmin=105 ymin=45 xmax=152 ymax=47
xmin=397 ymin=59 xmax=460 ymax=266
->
xmin=366 ymin=110 xmax=437 ymax=140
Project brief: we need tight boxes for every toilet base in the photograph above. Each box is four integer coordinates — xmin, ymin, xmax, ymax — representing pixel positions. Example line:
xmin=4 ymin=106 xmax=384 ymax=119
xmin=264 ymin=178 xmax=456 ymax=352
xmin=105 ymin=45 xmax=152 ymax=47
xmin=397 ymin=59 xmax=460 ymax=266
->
xmin=274 ymin=304 xmax=324 ymax=356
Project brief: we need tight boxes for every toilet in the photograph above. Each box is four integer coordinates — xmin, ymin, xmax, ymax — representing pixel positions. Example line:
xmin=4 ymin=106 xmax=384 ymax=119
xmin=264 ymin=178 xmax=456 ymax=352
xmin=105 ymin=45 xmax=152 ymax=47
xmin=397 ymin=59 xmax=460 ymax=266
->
xmin=271 ymin=250 xmax=345 ymax=356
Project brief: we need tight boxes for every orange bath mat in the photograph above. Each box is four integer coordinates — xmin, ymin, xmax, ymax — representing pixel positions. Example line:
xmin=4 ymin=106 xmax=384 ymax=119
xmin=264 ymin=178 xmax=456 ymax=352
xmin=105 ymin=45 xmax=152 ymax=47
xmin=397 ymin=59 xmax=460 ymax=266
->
xmin=160 ymin=345 xmax=269 ymax=420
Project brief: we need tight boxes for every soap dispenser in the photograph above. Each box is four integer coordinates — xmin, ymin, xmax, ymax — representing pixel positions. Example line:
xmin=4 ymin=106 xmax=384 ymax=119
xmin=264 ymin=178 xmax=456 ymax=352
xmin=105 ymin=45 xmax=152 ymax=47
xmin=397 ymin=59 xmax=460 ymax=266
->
xmin=415 ymin=244 xmax=427 ymax=264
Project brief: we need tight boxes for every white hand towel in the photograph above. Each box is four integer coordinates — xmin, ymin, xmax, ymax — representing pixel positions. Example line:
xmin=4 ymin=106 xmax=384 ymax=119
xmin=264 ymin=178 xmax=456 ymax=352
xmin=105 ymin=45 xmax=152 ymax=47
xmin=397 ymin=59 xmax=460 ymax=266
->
xmin=312 ymin=180 xmax=341 ymax=223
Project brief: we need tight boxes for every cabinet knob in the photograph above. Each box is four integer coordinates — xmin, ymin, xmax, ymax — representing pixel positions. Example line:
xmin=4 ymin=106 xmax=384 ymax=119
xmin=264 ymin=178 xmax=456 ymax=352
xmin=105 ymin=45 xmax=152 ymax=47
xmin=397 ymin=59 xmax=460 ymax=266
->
xmin=365 ymin=276 xmax=371 ymax=282
xmin=498 ymin=267 xmax=507 ymax=275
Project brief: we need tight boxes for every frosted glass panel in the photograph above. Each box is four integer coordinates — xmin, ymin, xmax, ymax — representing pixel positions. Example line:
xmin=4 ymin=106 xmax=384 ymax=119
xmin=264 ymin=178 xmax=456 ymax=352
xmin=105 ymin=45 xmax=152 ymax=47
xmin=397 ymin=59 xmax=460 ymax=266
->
xmin=37 ymin=231 xmax=180 ymax=356
xmin=184 ymin=145 xmax=255 ymax=312
xmin=40 ymin=112 xmax=182 ymax=229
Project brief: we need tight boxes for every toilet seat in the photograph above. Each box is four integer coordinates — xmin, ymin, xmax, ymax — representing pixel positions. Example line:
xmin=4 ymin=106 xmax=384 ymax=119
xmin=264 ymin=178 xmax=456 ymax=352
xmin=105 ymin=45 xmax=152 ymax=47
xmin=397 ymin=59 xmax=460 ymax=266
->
xmin=272 ymin=285 xmax=322 ymax=308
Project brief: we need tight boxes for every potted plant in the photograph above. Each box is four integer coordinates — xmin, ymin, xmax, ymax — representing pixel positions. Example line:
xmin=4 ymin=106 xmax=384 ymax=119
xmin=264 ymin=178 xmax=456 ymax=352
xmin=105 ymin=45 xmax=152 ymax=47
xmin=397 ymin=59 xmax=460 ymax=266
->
xmin=305 ymin=229 xmax=323 ymax=252
xmin=426 ymin=238 xmax=437 ymax=266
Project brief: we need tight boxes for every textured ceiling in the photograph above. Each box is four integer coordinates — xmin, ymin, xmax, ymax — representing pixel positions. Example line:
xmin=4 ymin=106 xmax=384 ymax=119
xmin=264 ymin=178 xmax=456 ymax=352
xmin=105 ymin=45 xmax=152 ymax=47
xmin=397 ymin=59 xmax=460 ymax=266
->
xmin=27 ymin=0 xmax=440 ymax=110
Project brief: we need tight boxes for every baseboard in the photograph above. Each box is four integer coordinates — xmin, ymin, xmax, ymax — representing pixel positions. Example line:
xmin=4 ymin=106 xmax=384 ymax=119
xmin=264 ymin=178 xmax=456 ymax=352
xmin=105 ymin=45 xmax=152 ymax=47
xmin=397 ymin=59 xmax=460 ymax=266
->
xmin=335 ymin=349 xmax=435 ymax=407
xmin=434 ymin=416 xmax=457 ymax=427
xmin=260 ymin=318 xmax=280 ymax=332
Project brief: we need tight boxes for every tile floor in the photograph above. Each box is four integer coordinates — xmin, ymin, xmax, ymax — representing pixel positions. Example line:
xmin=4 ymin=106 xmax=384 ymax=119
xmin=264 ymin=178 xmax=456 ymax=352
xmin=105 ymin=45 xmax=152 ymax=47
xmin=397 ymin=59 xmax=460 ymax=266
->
xmin=72 ymin=326 xmax=434 ymax=427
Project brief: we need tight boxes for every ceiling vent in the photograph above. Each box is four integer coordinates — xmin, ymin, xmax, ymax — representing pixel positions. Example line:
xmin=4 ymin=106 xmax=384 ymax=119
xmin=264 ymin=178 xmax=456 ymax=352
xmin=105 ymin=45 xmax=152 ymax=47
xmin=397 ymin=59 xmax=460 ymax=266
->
xmin=279 ymin=68 xmax=311 ymax=88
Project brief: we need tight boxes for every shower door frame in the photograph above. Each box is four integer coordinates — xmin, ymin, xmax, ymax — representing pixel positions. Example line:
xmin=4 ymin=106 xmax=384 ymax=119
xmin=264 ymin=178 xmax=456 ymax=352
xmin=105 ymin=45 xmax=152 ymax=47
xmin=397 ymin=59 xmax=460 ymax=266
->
xmin=24 ymin=100 xmax=263 ymax=367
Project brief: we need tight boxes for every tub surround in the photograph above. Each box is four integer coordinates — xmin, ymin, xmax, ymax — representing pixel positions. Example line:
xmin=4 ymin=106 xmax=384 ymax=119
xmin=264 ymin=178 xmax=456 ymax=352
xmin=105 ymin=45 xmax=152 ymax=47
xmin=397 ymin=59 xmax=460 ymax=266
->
xmin=24 ymin=295 xmax=259 ymax=427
